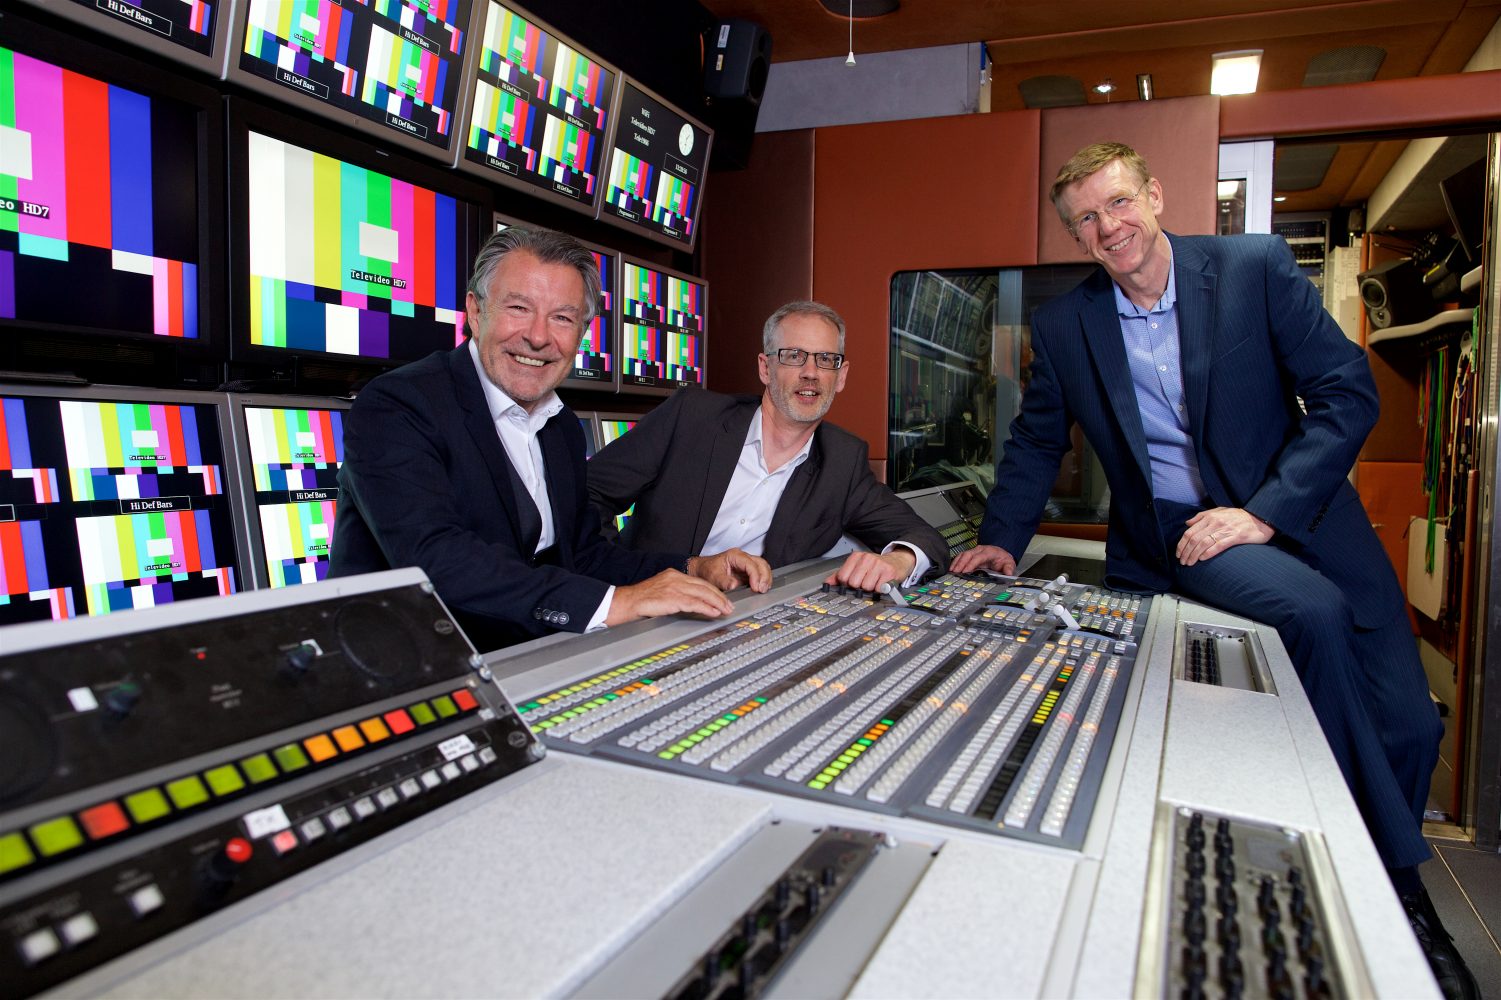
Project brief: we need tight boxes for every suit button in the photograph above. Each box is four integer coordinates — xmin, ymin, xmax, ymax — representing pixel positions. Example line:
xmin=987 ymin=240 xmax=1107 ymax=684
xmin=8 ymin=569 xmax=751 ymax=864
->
xmin=532 ymin=609 xmax=543 ymax=620
xmin=557 ymin=613 xmax=570 ymax=626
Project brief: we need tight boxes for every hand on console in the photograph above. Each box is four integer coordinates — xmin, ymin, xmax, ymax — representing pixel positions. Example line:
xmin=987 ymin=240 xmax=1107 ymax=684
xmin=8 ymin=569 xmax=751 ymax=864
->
xmin=606 ymin=569 xmax=737 ymax=626
xmin=950 ymin=544 xmax=1018 ymax=576
xmin=687 ymin=548 xmax=773 ymax=593
xmin=825 ymin=549 xmax=916 ymax=592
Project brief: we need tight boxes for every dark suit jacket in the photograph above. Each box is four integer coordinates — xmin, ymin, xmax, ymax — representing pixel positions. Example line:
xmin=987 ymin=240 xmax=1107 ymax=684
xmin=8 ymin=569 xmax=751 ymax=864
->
xmin=330 ymin=346 xmax=684 ymax=651
xmin=979 ymin=233 xmax=1403 ymax=626
xmin=586 ymin=388 xmax=949 ymax=574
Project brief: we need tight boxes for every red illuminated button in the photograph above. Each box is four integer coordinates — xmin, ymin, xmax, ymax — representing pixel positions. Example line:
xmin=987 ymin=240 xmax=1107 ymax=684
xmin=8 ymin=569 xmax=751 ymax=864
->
xmin=452 ymin=689 xmax=479 ymax=712
xmin=270 ymin=830 xmax=298 ymax=857
xmin=225 ymin=837 xmax=253 ymax=864
xmin=78 ymin=802 xmax=129 ymax=841
xmin=383 ymin=709 xmax=415 ymax=735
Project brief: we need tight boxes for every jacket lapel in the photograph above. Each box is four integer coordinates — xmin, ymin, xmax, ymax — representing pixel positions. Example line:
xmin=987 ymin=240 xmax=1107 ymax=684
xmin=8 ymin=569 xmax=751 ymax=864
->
xmin=1171 ymin=235 xmax=1217 ymax=459
xmin=763 ymin=432 xmax=820 ymax=567
xmin=1079 ymin=272 xmax=1153 ymax=488
xmin=693 ymin=402 xmax=758 ymax=552
xmin=539 ymin=415 xmax=573 ymax=560
xmin=449 ymin=346 xmax=528 ymax=550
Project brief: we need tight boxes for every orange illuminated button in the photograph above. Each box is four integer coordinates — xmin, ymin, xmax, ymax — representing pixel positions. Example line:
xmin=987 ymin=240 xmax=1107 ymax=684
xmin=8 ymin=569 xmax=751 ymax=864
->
xmin=331 ymin=725 xmax=365 ymax=752
xmin=359 ymin=717 xmax=391 ymax=742
xmin=452 ymin=689 xmax=479 ymax=712
xmin=383 ymin=709 xmax=415 ymax=735
xmin=79 ymin=802 xmax=130 ymax=841
xmin=302 ymin=734 xmax=338 ymax=763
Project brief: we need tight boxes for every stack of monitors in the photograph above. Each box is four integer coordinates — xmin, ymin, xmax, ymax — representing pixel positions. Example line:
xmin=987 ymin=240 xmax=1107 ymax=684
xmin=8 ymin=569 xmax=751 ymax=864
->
xmin=598 ymin=79 xmax=713 ymax=251
xmin=493 ymin=214 xmax=618 ymax=390
xmin=229 ymin=102 xmax=486 ymax=371
xmin=0 ymin=386 xmax=245 ymax=626
xmin=16 ymin=0 xmax=233 ymax=76
xmin=459 ymin=1 xmax=619 ymax=217
xmin=228 ymin=395 xmax=348 ymax=588
xmin=227 ymin=0 xmax=476 ymax=160
xmin=0 ymin=16 xmax=223 ymax=356
xmin=593 ymin=414 xmax=636 ymax=535
xmin=619 ymin=256 xmax=707 ymax=395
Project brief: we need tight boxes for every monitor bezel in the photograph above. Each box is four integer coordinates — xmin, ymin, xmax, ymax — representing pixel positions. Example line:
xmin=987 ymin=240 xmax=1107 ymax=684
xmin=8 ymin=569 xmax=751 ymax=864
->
xmin=572 ymin=409 xmax=600 ymax=460
xmin=221 ymin=0 xmax=478 ymax=163
xmin=14 ymin=0 xmax=237 ymax=79
xmin=454 ymin=0 xmax=623 ymax=219
xmin=224 ymin=391 xmax=352 ymax=590
xmin=616 ymin=253 xmax=709 ymax=399
xmin=595 ymin=75 xmax=714 ymax=253
xmin=490 ymin=210 xmax=622 ymax=392
xmin=0 ymin=380 xmax=254 ymax=620
xmin=0 ymin=12 xmax=228 ymax=366
xmin=592 ymin=411 xmax=641 ymax=446
xmin=226 ymin=97 xmax=492 ymax=377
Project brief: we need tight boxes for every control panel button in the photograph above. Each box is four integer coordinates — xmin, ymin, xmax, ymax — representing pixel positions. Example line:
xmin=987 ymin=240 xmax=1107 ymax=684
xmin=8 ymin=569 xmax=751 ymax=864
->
xmin=459 ymin=754 xmax=480 ymax=773
xmin=326 ymin=807 xmax=353 ymax=831
xmin=300 ymin=818 xmax=326 ymax=842
xmin=419 ymin=770 xmax=443 ymax=790
xmin=59 ymin=912 xmax=100 ymax=947
xmin=478 ymin=747 xmax=498 ymax=766
xmin=352 ymin=798 xmax=378 ymax=821
xmin=29 ymin=816 xmax=85 ymax=857
xmin=79 ymin=802 xmax=130 ymax=841
xmin=0 ymin=832 xmax=36 ymax=874
xmin=398 ymin=778 xmax=422 ymax=800
xmin=129 ymin=884 xmax=165 ymax=918
xmin=452 ymin=689 xmax=479 ymax=712
xmin=270 ymin=830 xmax=298 ymax=857
xmin=204 ymin=764 xmax=247 ymax=797
xmin=376 ymin=788 xmax=400 ymax=810
xmin=440 ymin=762 xmax=462 ymax=782
xmin=18 ymin=928 xmax=61 ymax=966
xmin=409 ymin=702 xmax=437 ymax=727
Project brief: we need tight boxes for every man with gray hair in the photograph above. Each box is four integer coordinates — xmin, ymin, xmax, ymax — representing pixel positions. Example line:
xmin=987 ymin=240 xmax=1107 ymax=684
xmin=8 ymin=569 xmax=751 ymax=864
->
xmin=333 ymin=226 xmax=770 ymax=652
xmin=588 ymin=300 xmax=948 ymax=590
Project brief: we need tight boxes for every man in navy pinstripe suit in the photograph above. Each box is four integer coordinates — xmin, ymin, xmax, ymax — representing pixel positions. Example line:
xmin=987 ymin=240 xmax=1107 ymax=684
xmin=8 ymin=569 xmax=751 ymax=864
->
xmin=953 ymin=142 xmax=1474 ymax=998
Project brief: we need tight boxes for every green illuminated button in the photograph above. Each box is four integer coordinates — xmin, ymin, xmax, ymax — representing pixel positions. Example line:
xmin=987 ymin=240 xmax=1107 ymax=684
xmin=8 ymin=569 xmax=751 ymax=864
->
xmin=409 ymin=702 xmax=437 ymax=726
xmin=204 ymin=764 xmax=246 ymax=796
xmin=1 ymin=831 xmax=38 ymax=873
xmin=272 ymin=744 xmax=310 ymax=772
xmin=240 ymin=753 xmax=278 ymax=784
xmin=166 ymin=775 xmax=210 ymax=809
xmin=432 ymin=695 xmax=458 ymax=719
xmin=124 ymin=788 xmax=171 ymax=824
xmin=29 ymin=816 xmax=85 ymax=857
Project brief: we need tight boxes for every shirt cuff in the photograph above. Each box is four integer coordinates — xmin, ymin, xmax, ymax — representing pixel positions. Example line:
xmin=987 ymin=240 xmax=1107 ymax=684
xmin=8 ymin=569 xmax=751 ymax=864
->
xmin=586 ymin=586 xmax=615 ymax=633
xmin=881 ymin=541 xmax=930 ymax=587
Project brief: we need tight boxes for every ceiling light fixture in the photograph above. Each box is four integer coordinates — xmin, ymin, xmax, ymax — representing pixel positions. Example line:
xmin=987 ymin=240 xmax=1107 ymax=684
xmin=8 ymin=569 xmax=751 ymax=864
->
xmin=845 ymin=0 xmax=855 ymax=66
xmin=1136 ymin=74 xmax=1154 ymax=101
xmin=1210 ymin=50 xmax=1263 ymax=95
xmin=1273 ymin=196 xmax=1288 ymax=203
xmin=1093 ymin=78 xmax=1115 ymax=94
xmin=1217 ymin=181 xmax=1241 ymax=199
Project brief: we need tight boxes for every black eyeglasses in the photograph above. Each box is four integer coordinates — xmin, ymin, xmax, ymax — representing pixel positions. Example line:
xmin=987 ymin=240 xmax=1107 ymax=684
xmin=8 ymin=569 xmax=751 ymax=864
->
xmin=768 ymin=347 xmax=845 ymax=370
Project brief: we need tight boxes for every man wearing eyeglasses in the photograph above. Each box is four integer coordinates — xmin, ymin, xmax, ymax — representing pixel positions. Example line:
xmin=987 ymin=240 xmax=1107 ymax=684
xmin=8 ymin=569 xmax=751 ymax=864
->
xmin=587 ymin=300 xmax=948 ymax=591
xmin=952 ymin=141 xmax=1473 ymax=999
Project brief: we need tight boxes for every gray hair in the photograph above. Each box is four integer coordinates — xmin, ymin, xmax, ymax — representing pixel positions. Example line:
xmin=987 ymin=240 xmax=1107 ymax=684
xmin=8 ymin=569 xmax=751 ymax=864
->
xmin=762 ymin=300 xmax=847 ymax=353
xmin=467 ymin=225 xmax=600 ymax=327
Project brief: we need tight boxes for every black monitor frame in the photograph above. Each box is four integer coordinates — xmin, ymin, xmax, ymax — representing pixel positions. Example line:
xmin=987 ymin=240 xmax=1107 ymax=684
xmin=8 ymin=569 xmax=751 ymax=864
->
xmin=455 ymin=0 xmax=622 ymax=219
xmin=0 ymin=381 xmax=253 ymax=624
xmin=616 ymin=253 xmax=708 ymax=398
xmin=0 ymin=12 xmax=227 ymax=383
xmin=14 ymin=0 xmax=234 ymax=78
xmin=224 ymin=391 xmax=351 ymax=590
xmin=222 ymin=0 xmax=479 ymax=162
xmin=596 ymin=76 xmax=713 ymax=253
xmin=225 ymin=98 xmax=490 ymax=389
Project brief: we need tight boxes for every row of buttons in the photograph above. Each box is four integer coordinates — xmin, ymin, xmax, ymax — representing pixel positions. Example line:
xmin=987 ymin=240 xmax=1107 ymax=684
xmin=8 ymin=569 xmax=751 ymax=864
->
xmin=0 ymin=687 xmax=481 ymax=879
xmin=16 ymin=884 xmax=162 ymax=970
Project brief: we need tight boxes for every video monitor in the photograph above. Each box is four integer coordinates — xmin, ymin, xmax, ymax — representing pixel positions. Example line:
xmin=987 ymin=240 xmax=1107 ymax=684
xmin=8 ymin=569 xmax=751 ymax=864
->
xmin=598 ymin=78 xmax=712 ymax=251
xmin=593 ymin=413 xmax=637 ymax=534
xmin=1440 ymin=157 xmax=1485 ymax=268
xmin=457 ymin=1 xmax=619 ymax=217
xmin=492 ymin=213 xmax=619 ymax=390
xmin=227 ymin=0 xmax=476 ymax=160
xmin=0 ymin=16 xmax=225 ymax=357
xmin=574 ymin=411 xmax=598 ymax=459
xmin=0 ymin=385 xmax=246 ymax=625
xmin=618 ymin=256 xmax=707 ymax=396
xmin=226 ymin=394 xmax=348 ymax=588
xmin=16 ymin=0 xmax=232 ymax=76
xmin=228 ymin=101 xmax=487 ymax=373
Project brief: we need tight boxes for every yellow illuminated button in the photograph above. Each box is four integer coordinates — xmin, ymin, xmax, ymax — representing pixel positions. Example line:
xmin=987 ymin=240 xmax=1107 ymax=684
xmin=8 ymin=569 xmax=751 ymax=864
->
xmin=302 ymin=734 xmax=338 ymax=763
xmin=124 ymin=788 xmax=171 ymax=824
xmin=432 ymin=695 xmax=458 ymax=719
xmin=204 ymin=764 xmax=246 ymax=796
xmin=165 ymin=776 xmax=210 ymax=810
xmin=331 ymin=726 xmax=365 ymax=752
xmin=0 ymin=831 xmax=38 ymax=873
xmin=358 ymin=717 xmax=391 ymax=743
xmin=409 ymin=702 xmax=437 ymax=726
xmin=273 ymin=744 xmax=311 ymax=772
xmin=240 ymin=753 xmax=278 ymax=784
xmin=30 ymin=816 xmax=85 ymax=857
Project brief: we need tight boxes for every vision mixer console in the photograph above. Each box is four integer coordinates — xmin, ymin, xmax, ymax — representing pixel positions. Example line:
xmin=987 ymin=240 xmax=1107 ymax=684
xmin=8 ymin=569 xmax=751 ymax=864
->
xmin=516 ymin=570 xmax=1149 ymax=850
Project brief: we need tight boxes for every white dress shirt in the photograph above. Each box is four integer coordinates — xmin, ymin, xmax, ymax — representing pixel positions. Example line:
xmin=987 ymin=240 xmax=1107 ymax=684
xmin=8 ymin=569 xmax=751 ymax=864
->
xmin=469 ymin=340 xmax=613 ymax=629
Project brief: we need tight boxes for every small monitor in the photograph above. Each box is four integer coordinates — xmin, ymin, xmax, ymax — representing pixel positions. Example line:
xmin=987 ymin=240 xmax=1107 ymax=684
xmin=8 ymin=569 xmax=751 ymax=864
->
xmin=618 ymin=256 xmax=707 ymax=396
xmin=227 ymin=394 xmax=349 ymax=589
xmin=0 ymin=384 xmax=247 ymax=625
xmin=492 ymin=213 xmax=619 ymax=391
xmin=457 ymin=1 xmax=619 ymax=218
xmin=225 ymin=0 xmax=477 ymax=160
xmin=592 ymin=412 xmax=638 ymax=534
xmin=0 ymin=15 xmax=225 ymax=363
xmin=1439 ymin=157 xmax=1485 ymax=269
xmin=228 ymin=101 xmax=487 ymax=378
xmin=597 ymin=78 xmax=713 ymax=252
xmin=16 ymin=0 xmax=233 ymax=77
xmin=574 ymin=411 xmax=599 ymax=459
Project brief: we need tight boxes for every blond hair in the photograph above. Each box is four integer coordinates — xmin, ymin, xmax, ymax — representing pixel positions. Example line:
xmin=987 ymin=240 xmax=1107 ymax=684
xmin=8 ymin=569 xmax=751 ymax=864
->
xmin=1049 ymin=142 xmax=1151 ymax=223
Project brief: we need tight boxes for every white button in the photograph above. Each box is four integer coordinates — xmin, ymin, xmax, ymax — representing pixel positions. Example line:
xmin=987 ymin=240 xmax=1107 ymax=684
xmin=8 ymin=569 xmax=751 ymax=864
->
xmin=376 ymin=788 xmax=401 ymax=809
xmin=352 ymin=797 xmax=378 ymax=820
xmin=441 ymin=762 xmax=462 ymax=781
xmin=1150 ymin=322 xmax=1158 ymax=329
xmin=19 ymin=928 xmax=61 ymax=965
xmin=420 ymin=770 xmax=443 ymax=790
xmin=59 ymin=912 xmax=99 ymax=947
xmin=399 ymin=778 xmax=422 ymax=800
xmin=459 ymin=754 xmax=480 ymax=772
xmin=1158 ymin=365 xmax=1167 ymax=372
xmin=327 ymin=807 xmax=353 ymax=831
xmin=129 ymin=884 xmax=165 ymax=917
xmin=478 ymin=747 xmax=498 ymax=766
xmin=300 ymin=817 xmax=326 ymax=841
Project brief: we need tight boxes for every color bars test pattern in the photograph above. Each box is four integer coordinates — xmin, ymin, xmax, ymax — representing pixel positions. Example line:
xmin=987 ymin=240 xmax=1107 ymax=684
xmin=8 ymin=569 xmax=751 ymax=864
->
xmin=0 ymin=396 xmax=240 ymax=625
xmin=0 ymin=46 xmax=200 ymax=338
xmin=239 ymin=0 xmax=468 ymax=149
xmin=246 ymin=130 xmax=467 ymax=361
xmin=621 ymin=262 xmax=704 ymax=388
xmin=465 ymin=1 xmax=613 ymax=209
xmin=243 ymin=406 xmax=343 ymax=588
xmin=574 ymin=248 xmax=612 ymax=380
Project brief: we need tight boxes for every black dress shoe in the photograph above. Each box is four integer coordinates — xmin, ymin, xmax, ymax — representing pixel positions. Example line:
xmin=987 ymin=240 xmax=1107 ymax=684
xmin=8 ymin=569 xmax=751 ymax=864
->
xmin=1402 ymin=887 xmax=1480 ymax=1000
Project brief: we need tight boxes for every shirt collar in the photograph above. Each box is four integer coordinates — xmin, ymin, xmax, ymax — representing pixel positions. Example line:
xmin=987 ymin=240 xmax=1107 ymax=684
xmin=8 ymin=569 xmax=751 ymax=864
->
xmin=468 ymin=337 xmax=564 ymax=429
xmin=1113 ymin=243 xmax=1177 ymax=318
xmin=746 ymin=407 xmax=815 ymax=474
